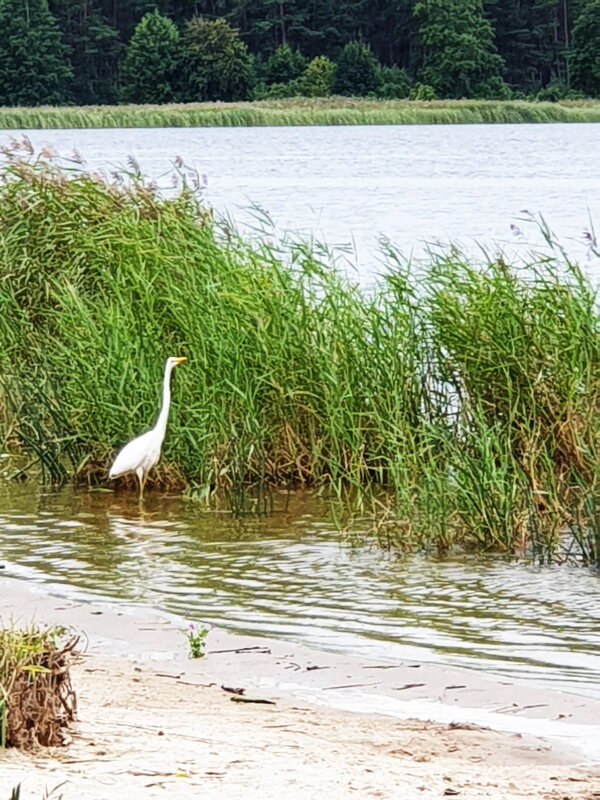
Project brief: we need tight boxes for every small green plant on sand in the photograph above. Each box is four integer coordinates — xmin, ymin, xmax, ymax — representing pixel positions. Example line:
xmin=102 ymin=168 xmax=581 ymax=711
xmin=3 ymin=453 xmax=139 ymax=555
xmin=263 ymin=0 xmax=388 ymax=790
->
xmin=183 ymin=622 xmax=209 ymax=658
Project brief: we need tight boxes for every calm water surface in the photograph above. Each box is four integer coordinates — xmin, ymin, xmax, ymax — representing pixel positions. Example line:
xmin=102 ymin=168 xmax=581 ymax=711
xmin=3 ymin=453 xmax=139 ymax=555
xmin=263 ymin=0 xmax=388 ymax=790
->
xmin=2 ymin=123 xmax=599 ymax=280
xmin=0 ymin=484 xmax=598 ymax=699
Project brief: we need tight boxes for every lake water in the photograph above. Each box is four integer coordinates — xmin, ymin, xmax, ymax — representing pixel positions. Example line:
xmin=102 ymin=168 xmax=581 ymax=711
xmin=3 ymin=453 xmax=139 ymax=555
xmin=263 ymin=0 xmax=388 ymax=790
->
xmin=2 ymin=123 xmax=599 ymax=281
xmin=0 ymin=123 xmax=598 ymax=701
xmin=0 ymin=483 xmax=599 ymax=700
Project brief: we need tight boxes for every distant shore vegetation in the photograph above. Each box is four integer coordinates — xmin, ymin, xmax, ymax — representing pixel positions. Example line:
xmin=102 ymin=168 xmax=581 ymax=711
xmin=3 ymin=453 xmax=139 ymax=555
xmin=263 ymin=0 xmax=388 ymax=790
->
xmin=0 ymin=1 xmax=599 ymax=110
xmin=0 ymin=141 xmax=597 ymax=564
xmin=1 ymin=98 xmax=600 ymax=129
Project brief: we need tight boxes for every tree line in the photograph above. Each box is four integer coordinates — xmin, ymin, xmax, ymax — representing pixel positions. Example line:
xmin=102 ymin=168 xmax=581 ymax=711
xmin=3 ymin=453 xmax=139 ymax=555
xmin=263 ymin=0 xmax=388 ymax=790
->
xmin=0 ymin=0 xmax=599 ymax=107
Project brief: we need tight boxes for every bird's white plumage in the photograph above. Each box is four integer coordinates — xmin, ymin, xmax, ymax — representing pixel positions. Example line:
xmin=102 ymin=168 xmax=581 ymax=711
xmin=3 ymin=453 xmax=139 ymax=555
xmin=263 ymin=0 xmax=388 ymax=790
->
xmin=109 ymin=429 xmax=162 ymax=479
xmin=109 ymin=356 xmax=187 ymax=498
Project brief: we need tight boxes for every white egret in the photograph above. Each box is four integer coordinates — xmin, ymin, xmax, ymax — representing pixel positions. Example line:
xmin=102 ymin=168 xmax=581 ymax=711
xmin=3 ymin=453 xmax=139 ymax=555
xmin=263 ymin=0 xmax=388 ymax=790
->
xmin=109 ymin=356 xmax=187 ymax=499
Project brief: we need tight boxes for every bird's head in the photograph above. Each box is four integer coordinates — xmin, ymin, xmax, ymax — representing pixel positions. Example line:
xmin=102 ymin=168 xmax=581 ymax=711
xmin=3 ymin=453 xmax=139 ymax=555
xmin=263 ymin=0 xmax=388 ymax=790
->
xmin=167 ymin=356 xmax=187 ymax=367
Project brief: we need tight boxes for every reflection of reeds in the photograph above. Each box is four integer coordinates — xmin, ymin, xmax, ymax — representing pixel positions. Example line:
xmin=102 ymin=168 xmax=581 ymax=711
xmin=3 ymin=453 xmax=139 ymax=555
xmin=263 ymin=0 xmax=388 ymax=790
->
xmin=0 ymin=144 xmax=597 ymax=562
xmin=0 ymin=98 xmax=599 ymax=128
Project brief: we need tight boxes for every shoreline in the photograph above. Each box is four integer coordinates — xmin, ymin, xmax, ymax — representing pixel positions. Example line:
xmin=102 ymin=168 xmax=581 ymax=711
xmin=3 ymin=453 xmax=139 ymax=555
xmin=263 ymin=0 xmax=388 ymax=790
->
xmin=1 ymin=98 xmax=600 ymax=130
xmin=1 ymin=575 xmax=600 ymax=798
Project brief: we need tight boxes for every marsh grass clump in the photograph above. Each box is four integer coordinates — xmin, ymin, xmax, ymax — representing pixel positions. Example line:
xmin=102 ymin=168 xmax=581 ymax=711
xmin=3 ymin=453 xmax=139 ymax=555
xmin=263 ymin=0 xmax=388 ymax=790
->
xmin=0 ymin=625 xmax=77 ymax=748
xmin=0 ymin=98 xmax=599 ymax=129
xmin=420 ymin=251 xmax=599 ymax=560
xmin=0 ymin=140 xmax=597 ymax=563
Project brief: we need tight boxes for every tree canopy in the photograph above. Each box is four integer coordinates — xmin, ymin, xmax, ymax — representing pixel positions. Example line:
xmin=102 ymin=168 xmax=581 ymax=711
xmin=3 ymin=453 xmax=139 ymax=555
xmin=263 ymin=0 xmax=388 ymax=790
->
xmin=0 ymin=0 xmax=73 ymax=106
xmin=333 ymin=41 xmax=382 ymax=96
xmin=0 ymin=0 xmax=597 ymax=105
xmin=570 ymin=0 xmax=600 ymax=96
xmin=180 ymin=16 xmax=254 ymax=102
xmin=120 ymin=10 xmax=180 ymax=103
xmin=414 ymin=0 xmax=506 ymax=98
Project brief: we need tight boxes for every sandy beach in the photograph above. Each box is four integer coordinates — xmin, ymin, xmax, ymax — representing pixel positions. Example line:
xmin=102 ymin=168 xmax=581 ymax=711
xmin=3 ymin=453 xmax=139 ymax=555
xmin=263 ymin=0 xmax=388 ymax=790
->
xmin=1 ymin=574 xmax=599 ymax=800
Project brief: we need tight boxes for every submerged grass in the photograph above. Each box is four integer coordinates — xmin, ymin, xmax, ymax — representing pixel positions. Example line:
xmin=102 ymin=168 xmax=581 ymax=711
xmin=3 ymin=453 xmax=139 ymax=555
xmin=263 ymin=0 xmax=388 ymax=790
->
xmin=0 ymin=139 xmax=597 ymax=562
xmin=0 ymin=98 xmax=599 ymax=129
xmin=0 ymin=625 xmax=77 ymax=748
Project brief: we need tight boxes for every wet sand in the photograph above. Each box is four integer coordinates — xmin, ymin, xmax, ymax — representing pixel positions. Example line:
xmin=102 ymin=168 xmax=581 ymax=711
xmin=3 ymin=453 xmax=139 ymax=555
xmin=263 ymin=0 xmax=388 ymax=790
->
xmin=1 ymin=574 xmax=599 ymax=799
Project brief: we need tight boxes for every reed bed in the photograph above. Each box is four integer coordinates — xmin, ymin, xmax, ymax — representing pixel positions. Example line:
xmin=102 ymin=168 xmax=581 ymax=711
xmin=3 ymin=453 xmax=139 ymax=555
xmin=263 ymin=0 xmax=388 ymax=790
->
xmin=0 ymin=625 xmax=77 ymax=748
xmin=0 ymin=98 xmax=599 ymax=129
xmin=0 ymin=142 xmax=597 ymax=562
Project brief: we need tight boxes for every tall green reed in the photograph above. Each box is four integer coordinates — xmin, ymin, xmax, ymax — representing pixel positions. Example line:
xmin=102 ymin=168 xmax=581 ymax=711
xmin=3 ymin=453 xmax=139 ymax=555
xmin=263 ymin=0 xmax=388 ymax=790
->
xmin=0 ymin=98 xmax=599 ymax=129
xmin=0 ymin=141 xmax=596 ymax=561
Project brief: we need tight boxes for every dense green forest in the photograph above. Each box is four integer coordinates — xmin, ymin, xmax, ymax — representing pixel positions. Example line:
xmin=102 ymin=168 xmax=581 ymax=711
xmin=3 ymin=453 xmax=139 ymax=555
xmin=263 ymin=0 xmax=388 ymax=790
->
xmin=0 ymin=0 xmax=599 ymax=106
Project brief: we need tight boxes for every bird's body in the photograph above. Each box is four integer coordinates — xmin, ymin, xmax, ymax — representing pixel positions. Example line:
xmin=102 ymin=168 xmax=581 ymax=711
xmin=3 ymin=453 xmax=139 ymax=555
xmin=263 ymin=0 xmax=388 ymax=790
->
xmin=109 ymin=356 xmax=187 ymax=499
xmin=109 ymin=428 xmax=163 ymax=482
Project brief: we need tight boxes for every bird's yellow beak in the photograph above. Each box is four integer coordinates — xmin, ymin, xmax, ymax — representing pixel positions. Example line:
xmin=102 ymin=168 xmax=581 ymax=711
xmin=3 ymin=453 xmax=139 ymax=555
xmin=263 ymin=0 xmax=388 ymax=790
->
xmin=174 ymin=356 xmax=188 ymax=364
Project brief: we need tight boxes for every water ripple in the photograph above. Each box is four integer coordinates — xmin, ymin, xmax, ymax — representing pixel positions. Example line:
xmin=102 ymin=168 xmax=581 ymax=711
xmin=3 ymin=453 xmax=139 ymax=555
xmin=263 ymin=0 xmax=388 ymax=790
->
xmin=0 ymin=484 xmax=598 ymax=698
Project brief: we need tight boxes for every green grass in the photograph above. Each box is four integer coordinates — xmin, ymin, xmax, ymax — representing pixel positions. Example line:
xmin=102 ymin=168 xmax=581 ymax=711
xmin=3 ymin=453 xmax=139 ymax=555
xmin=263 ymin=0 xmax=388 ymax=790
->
xmin=0 ymin=97 xmax=599 ymax=129
xmin=0 ymin=141 xmax=597 ymax=563
xmin=7 ymin=787 xmax=65 ymax=800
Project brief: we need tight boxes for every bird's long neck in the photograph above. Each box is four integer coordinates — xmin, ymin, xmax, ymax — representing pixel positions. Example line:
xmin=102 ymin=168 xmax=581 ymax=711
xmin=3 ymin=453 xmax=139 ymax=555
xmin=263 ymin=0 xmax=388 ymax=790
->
xmin=154 ymin=361 xmax=174 ymax=438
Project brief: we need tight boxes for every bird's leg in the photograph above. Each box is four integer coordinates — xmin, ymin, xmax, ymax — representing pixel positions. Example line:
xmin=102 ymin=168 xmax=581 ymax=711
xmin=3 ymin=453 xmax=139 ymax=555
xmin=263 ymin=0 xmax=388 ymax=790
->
xmin=136 ymin=467 xmax=145 ymax=504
